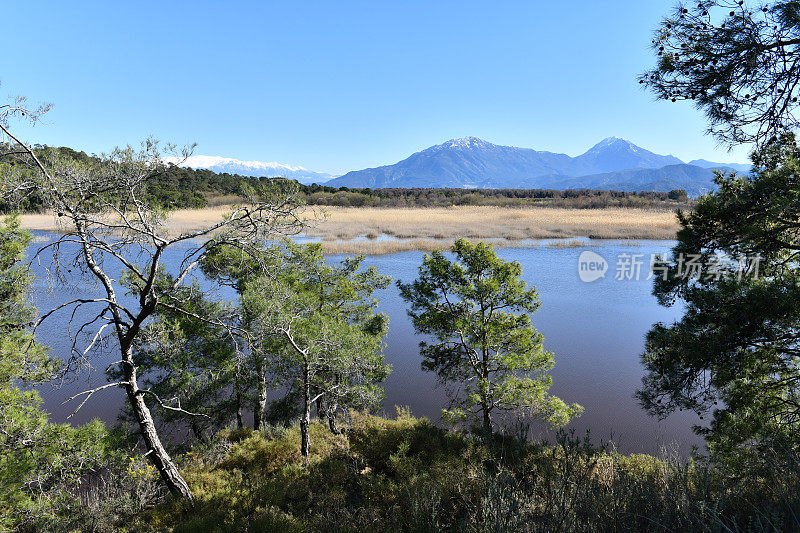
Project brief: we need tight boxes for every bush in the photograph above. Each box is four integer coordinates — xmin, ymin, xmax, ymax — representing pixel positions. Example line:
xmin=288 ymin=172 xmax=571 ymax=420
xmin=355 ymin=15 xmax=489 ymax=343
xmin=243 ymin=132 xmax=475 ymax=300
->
xmin=46 ymin=410 xmax=800 ymax=532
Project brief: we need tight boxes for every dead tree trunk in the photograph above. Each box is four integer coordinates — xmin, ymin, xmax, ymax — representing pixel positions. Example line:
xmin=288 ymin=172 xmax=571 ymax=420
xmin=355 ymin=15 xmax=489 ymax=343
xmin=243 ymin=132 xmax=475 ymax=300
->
xmin=78 ymin=232 xmax=195 ymax=502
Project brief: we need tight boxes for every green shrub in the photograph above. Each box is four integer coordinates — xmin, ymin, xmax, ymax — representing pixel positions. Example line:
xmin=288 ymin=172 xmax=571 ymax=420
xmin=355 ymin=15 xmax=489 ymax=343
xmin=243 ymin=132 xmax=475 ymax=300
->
xmin=53 ymin=410 xmax=800 ymax=532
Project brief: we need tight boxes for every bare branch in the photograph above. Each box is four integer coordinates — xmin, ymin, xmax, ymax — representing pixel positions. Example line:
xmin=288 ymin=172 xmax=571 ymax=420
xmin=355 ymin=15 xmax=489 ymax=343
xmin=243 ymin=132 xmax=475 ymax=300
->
xmin=63 ymin=382 xmax=127 ymax=418
xmin=137 ymin=389 xmax=211 ymax=418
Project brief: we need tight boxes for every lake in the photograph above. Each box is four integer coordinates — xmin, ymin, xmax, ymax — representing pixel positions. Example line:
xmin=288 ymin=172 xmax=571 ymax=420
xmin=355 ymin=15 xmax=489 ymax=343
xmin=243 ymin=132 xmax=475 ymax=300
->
xmin=29 ymin=233 xmax=700 ymax=455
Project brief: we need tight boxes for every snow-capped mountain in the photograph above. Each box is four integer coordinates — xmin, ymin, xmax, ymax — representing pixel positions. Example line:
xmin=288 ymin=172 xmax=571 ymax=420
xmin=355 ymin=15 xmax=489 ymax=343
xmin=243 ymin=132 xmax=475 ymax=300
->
xmin=571 ymin=137 xmax=683 ymax=174
xmin=326 ymin=136 xmax=745 ymax=195
xmin=174 ymin=155 xmax=333 ymax=185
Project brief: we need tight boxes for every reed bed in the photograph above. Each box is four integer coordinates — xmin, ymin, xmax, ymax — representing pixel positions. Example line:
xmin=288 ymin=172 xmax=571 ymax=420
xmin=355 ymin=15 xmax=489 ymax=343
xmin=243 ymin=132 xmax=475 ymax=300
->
xmin=321 ymin=237 xmax=601 ymax=255
xmin=19 ymin=205 xmax=680 ymax=247
xmin=306 ymin=206 xmax=679 ymax=241
xmin=544 ymin=238 xmax=591 ymax=248
xmin=321 ymin=239 xmax=452 ymax=255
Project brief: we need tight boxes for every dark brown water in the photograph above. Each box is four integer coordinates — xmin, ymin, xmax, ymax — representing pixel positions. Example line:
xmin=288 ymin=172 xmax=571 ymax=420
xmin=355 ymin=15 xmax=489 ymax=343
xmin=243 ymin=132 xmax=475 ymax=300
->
xmin=30 ymin=233 xmax=700 ymax=455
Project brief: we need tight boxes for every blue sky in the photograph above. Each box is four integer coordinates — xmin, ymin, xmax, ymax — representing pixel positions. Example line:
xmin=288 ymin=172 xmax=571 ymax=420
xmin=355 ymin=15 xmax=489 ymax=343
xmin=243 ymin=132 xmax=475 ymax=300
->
xmin=2 ymin=0 xmax=752 ymax=175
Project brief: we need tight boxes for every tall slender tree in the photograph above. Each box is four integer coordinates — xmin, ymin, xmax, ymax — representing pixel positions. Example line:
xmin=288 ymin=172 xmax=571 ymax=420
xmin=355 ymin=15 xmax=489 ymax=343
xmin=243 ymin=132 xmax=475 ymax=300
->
xmin=1 ymin=95 xmax=304 ymax=500
xmin=640 ymin=1 xmax=800 ymax=466
xmin=244 ymin=242 xmax=391 ymax=457
xmin=639 ymin=135 xmax=800 ymax=464
xmin=399 ymin=239 xmax=581 ymax=434
xmin=199 ymin=244 xmax=282 ymax=431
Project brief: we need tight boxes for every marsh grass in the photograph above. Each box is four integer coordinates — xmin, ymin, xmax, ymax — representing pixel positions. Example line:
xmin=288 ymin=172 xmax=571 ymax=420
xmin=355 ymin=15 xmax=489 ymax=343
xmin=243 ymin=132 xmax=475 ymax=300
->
xmin=543 ymin=238 xmax=591 ymax=248
xmin=321 ymin=237 xmax=599 ymax=255
xmin=20 ymin=205 xmax=679 ymax=245
xmin=306 ymin=206 xmax=679 ymax=242
xmin=321 ymin=239 xmax=454 ymax=255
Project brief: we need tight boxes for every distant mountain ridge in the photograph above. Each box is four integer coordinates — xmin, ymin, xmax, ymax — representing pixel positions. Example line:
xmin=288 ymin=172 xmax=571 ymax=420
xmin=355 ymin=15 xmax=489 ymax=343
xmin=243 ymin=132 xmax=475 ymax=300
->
xmin=686 ymin=159 xmax=752 ymax=173
xmin=176 ymin=155 xmax=333 ymax=185
xmin=327 ymin=136 xmax=748 ymax=196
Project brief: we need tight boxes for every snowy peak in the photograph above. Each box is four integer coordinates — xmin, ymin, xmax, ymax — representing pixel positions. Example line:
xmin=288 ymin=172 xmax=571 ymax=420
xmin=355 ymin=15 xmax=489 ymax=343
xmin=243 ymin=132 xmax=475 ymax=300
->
xmin=174 ymin=155 xmax=333 ymax=185
xmin=326 ymin=135 xmax=745 ymax=192
xmin=182 ymin=155 xmax=308 ymax=174
xmin=436 ymin=136 xmax=494 ymax=150
xmin=585 ymin=136 xmax=639 ymax=153
xmin=574 ymin=137 xmax=684 ymax=173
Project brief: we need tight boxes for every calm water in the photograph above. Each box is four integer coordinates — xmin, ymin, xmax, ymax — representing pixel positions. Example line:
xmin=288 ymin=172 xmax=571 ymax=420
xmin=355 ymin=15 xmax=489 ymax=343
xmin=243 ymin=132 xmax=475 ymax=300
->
xmin=29 ymin=233 xmax=700 ymax=455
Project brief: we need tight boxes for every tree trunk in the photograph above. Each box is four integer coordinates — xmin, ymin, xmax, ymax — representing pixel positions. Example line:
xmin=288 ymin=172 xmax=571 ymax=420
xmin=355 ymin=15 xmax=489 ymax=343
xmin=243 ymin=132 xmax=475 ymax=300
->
xmin=328 ymin=412 xmax=339 ymax=435
xmin=124 ymin=367 xmax=193 ymax=501
xmin=326 ymin=394 xmax=340 ymax=434
xmin=300 ymin=366 xmax=311 ymax=458
xmin=235 ymin=381 xmax=244 ymax=430
xmin=481 ymin=393 xmax=492 ymax=437
xmin=253 ymin=368 xmax=268 ymax=431
xmin=480 ymin=343 xmax=492 ymax=437
xmin=77 ymin=225 xmax=193 ymax=500
xmin=190 ymin=420 xmax=206 ymax=443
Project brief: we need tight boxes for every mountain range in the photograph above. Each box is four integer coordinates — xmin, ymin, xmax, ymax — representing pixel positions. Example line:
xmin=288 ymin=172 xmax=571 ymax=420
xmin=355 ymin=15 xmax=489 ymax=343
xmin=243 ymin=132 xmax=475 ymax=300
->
xmin=326 ymin=137 xmax=749 ymax=196
xmin=177 ymin=137 xmax=750 ymax=196
xmin=176 ymin=155 xmax=334 ymax=185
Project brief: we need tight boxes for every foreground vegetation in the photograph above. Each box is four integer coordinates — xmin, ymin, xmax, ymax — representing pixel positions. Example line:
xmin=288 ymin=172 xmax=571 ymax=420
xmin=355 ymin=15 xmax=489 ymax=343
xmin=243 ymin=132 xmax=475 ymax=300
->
xmin=34 ymin=410 xmax=796 ymax=532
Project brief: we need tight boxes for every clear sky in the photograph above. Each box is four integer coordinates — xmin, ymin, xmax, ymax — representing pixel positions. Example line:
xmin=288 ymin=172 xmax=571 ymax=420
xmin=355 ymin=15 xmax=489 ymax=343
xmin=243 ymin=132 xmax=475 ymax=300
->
xmin=2 ymin=0 xmax=752 ymax=175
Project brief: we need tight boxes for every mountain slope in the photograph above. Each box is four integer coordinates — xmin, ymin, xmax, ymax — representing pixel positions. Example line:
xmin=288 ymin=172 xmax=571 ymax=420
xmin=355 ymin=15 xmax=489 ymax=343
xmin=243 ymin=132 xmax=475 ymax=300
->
xmin=177 ymin=155 xmax=333 ymax=185
xmin=541 ymin=164 xmax=719 ymax=196
xmin=687 ymin=159 xmax=752 ymax=174
xmin=328 ymin=137 xmax=575 ymax=188
xmin=572 ymin=137 xmax=683 ymax=174
xmin=327 ymin=136 xmax=714 ymax=190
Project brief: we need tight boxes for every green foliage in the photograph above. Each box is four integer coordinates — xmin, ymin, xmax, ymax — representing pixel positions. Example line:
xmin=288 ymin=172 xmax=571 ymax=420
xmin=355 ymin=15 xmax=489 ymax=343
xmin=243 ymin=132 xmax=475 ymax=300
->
xmin=399 ymin=238 xmax=582 ymax=433
xmin=0 ymin=215 xmax=110 ymax=530
xmin=298 ymin=184 xmax=691 ymax=209
xmin=667 ymin=188 xmax=688 ymax=202
xmin=641 ymin=0 xmax=800 ymax=146
xmin=0 ymin=216 xmax=52 ymax=387
xmin=244 ymin=242 xmax=392 ymax=454
xmin=93 ymin=410 xmax=800 ymax=532
xmin=639 ymin=135 xmax=800 ymax=468
xmin=218 ymin=434 xmax=301 ymax=476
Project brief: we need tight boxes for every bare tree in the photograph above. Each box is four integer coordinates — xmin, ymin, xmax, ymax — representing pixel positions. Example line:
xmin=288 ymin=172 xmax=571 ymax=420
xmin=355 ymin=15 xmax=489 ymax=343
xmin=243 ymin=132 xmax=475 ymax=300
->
xmin=1 ymin=99 xmax=303 ymax=500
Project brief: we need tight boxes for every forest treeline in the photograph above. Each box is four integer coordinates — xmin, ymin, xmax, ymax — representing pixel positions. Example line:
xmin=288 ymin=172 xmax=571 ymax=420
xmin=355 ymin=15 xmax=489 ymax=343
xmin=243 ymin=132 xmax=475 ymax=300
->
xmin=0 ymin=144 xmax=691 ymax=212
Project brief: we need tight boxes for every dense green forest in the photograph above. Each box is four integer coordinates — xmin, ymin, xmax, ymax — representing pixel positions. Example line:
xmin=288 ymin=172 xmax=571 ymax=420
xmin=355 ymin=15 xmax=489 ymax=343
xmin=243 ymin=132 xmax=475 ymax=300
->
xmin=0 ymin=144 xmax=691 ymax=212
